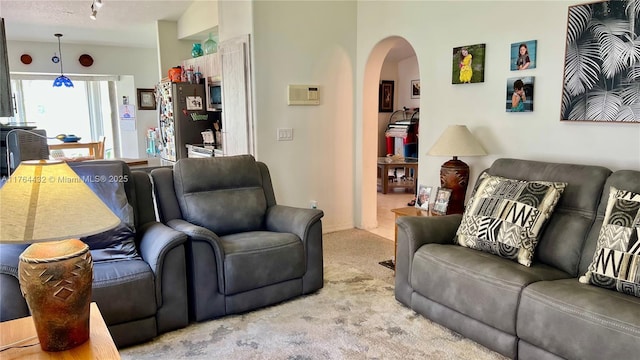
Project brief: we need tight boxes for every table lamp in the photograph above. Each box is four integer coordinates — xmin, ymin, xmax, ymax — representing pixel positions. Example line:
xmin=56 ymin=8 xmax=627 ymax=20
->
xmin=0 ymin=160 xmax=120 ymax=351
xmin=427 ymin=125 xmax=487 ymax=214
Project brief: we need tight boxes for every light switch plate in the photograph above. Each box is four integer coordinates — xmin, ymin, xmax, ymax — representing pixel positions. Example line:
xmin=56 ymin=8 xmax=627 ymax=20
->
xmin=277 ymin=128 xmax=293 ymax=141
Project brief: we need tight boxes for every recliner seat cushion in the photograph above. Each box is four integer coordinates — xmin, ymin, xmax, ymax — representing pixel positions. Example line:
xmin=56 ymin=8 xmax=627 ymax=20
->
xmin=517 ymin=278 xmax=640 ymax=360
xmin=411 ymin=243 xmax=570 ymax=334
xmin=221 ymin=231 xmax=305 ymax=295
xmin=92 ymin=259 xmax=156 ymax=325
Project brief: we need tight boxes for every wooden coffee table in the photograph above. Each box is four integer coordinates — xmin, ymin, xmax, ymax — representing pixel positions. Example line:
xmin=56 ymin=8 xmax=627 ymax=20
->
xmin=377 ymin=157 xmax=418 ymax=194
xmin=0 ymin=302 xmax=120 ymax=359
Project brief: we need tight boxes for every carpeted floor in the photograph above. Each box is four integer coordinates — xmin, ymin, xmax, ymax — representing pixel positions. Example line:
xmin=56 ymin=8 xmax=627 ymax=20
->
xmin=120 ymin=229 xmax=507 ymax=359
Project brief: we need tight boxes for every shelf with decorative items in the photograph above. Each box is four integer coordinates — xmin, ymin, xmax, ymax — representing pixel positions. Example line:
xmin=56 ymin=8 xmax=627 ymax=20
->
xmin=181 ymin=53 xmax=220 ymax=84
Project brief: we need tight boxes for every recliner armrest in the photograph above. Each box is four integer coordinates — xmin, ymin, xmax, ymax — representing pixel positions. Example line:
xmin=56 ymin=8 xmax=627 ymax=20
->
xmin=397 ymin=214 xmax=461 ymax=254
xmin=395 ymin=214 xmax=462 ymax=305
xmin=265 ymin=205 xmax=324 ymax=243
xmin=166 ymin=218 xmax=226 ymax=293
xmin=138 ymin=221 xmax=187 ymax=305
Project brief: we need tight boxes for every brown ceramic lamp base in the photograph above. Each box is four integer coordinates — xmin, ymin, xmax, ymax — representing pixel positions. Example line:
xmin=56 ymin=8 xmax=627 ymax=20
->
xmin=18 ymin=239 xmax=93 ymax=352
xmin=439 ymin=157 xmax=469 ymax=215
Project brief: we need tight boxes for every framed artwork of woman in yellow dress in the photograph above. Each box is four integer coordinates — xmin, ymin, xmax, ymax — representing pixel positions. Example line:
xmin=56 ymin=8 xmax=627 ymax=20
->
xmin=452 ymin=43 xmax=486 ymax=84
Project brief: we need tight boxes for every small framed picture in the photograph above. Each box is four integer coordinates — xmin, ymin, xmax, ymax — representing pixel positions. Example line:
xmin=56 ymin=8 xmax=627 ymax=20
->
xmin=137 ymin=88 xmax=156 ymax=110
xmin=452 ymin=43 xmax=486 ymax=84
xmin=378 ymin=80 xmax=394 ymax=113
xmin=510 ymin=40 xmax=537 ymax=71
xmin=507 ymin=76 xmax=535 ymax=112
xmin=416 ymin=185 xmax=432 ymax=210
xmin=411 ymin=80 xmax=420 ymax=99
xmin=432 ymin=188 xmax=452 ymax=216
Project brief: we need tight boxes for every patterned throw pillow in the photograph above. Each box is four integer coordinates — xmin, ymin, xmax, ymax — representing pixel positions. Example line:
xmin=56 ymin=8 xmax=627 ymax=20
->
xmin=580 ymin=187 xmax=640 ymax=297
xmin=455 ymin=173 xmax=567 ymax=266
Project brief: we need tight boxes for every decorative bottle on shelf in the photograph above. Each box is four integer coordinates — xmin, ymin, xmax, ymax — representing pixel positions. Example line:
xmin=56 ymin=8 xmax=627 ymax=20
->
xmin=191 ymin=43 xmax=203 ymax=58
xmin=203 ymin=33 xmax=217 ymax=55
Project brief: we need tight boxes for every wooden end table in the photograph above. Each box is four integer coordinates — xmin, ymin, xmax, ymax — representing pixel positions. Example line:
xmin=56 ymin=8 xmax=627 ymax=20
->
xmin=390 ymin=206 xmax=432 ymax=272
xmin=0 ymin=302 xmax=120 ymax=359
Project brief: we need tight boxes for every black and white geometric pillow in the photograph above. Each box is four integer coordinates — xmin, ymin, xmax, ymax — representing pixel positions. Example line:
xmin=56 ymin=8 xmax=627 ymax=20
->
xmin=455 ymin=173 xmax=567 ymax=267
xmin=580 ymin=187 xmax=640 ymax=297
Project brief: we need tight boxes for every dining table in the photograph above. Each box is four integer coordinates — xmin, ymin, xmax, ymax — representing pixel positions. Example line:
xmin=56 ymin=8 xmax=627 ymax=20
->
xmin=49 ymin=141 xmax=103 ymax=159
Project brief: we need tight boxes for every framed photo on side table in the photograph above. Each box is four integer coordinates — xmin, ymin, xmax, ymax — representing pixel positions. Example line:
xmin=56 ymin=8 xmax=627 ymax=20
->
xmin=416 ymin=185 xmax=432 ymax=210
xmin=137 ymin=88 xmax=156 ymax=110
xmin=432 ymin=188 xmax=452 ymax=215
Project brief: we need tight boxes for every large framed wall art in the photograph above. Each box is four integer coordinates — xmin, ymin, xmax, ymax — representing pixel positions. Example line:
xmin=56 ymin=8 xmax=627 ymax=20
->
xmin=561 ymin=0 xmax=640 ymax=122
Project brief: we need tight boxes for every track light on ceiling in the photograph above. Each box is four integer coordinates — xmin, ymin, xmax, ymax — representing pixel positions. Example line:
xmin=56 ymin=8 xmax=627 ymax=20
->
xmin=89 ymin=0 xmax=103 ymax=20
xmin=90 ymin=4 xmax=97 ymax=20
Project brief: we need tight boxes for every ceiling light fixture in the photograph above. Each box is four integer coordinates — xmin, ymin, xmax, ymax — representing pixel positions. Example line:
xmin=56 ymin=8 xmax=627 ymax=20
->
xmin=90 ymin=0 xmax=103 ymax=19
xmin=90 ymin=4 xmax=97 ymax=20
xmin=52 ymin=34 xmax=73 ymax=88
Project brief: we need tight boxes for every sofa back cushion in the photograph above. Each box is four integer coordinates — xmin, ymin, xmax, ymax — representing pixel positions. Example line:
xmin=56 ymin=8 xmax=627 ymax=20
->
xmin=579 ymin=170 xmax=640 ymax=276
xmin=486 ymin=158 xmax=611 ymax=276
xmin=173 ymin=155 xmax=268 ymax=236
xmin=69 ymin=161 xmax=140 ymax=262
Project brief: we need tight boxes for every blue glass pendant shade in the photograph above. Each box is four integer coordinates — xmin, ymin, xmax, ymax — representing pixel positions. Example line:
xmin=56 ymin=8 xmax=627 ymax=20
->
xmin=52 ymin=33 xmax=73 ymax=87
xmin=53 ymin=75 xmax=73 ymax=87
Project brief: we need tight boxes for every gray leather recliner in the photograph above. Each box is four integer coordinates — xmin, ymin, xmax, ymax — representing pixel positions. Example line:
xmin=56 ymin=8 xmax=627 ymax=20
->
xmin=0 ymin=160 xmax=190 ymax=348
xmin=151 ymin=155 xmax=324 ymax=322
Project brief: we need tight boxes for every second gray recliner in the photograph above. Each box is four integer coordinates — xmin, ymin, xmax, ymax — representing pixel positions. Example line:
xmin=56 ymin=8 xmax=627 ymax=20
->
xmin=151 ymin=155 xmax=324 ymax=321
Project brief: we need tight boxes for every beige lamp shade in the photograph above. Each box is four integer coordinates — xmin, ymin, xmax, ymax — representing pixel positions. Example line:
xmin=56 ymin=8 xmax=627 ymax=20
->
xmin=427 ymin=125 xmax=487 ymax=157
xmin=0 ymin=160 xmax=120 ymax=243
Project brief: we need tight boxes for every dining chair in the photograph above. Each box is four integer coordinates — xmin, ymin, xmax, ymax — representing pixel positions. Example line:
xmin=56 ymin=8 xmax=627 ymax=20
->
xmin=96 ymin=136 xmax=106 ymax=159
xmin=5 ymin=129 xmax=49 ymax=175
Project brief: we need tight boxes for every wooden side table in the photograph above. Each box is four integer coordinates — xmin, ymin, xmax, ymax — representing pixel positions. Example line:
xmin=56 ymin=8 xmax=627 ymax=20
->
xmin=391 ymin=206 xmax=432 ymax=272
xmin=0 ymin=302 xmax=120 ymax=359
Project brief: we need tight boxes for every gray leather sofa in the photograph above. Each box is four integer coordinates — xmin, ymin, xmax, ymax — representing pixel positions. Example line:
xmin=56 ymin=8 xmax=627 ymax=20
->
xmin=395 ymin=158 xmax=640 ymax=360
xmin=151 ymin=155 xmax=324 ymax=322
xmin=0 ymin=161 xmax=190 ymax=348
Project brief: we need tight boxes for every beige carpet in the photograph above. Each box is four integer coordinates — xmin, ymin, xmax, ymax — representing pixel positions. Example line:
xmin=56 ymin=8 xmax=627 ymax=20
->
xmin=120 ymin=229 xmax=506 ymax=359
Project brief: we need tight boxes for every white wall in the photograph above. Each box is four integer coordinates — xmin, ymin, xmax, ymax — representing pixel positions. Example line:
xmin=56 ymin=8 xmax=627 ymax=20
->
xmin=7 ymin=40 xmax=159 ymax=158
xmin=251 ymin=1 xmax=357 ymax=232
xmin=397 ymin=56 xmax=419 ymax=110
xmin=355 ymin=0 xmax=640 ymax=229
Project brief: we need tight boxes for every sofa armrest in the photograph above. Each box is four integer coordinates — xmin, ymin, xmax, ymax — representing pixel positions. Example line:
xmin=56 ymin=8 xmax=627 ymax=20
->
xmin=265 ymin=205 xmax=324 ymax=242
xmin=395 ymin=214 xmax=462 ymax=305
xmin=0 ymin=244 xmax=30 ymax=321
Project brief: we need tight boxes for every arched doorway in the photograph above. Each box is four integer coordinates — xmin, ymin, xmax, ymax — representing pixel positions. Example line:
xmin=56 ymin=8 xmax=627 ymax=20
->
xmin=359 ymin=36 xmax=419 ymax=239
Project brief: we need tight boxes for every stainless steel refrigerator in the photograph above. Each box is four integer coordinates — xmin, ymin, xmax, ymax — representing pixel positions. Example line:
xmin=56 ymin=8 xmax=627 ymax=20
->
xmin=157 ymin=81 xmax=216 ymax=164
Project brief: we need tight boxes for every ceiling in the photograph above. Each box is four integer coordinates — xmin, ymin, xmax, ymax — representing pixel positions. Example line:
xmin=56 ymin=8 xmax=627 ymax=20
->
xmin=1 ymin=0 xmax=415 ymax=60
xmin=0 ymin=0 xmax=198 ymax=48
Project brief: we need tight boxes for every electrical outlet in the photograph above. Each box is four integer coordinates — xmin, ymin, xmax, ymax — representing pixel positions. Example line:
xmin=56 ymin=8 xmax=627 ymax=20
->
xmin=277 ymin=128 xmax=293 ymax=141
xmin=310 ymin=200 xmax=318 ymax=209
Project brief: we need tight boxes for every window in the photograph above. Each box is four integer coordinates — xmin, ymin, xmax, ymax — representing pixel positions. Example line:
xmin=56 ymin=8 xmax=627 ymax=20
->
xmin=10 ymin=79 xmax=115 ymax=158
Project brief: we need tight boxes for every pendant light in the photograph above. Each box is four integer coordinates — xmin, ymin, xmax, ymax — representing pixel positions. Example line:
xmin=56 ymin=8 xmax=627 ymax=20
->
xmin=52 ymin=33 xmax=73 ymax=88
